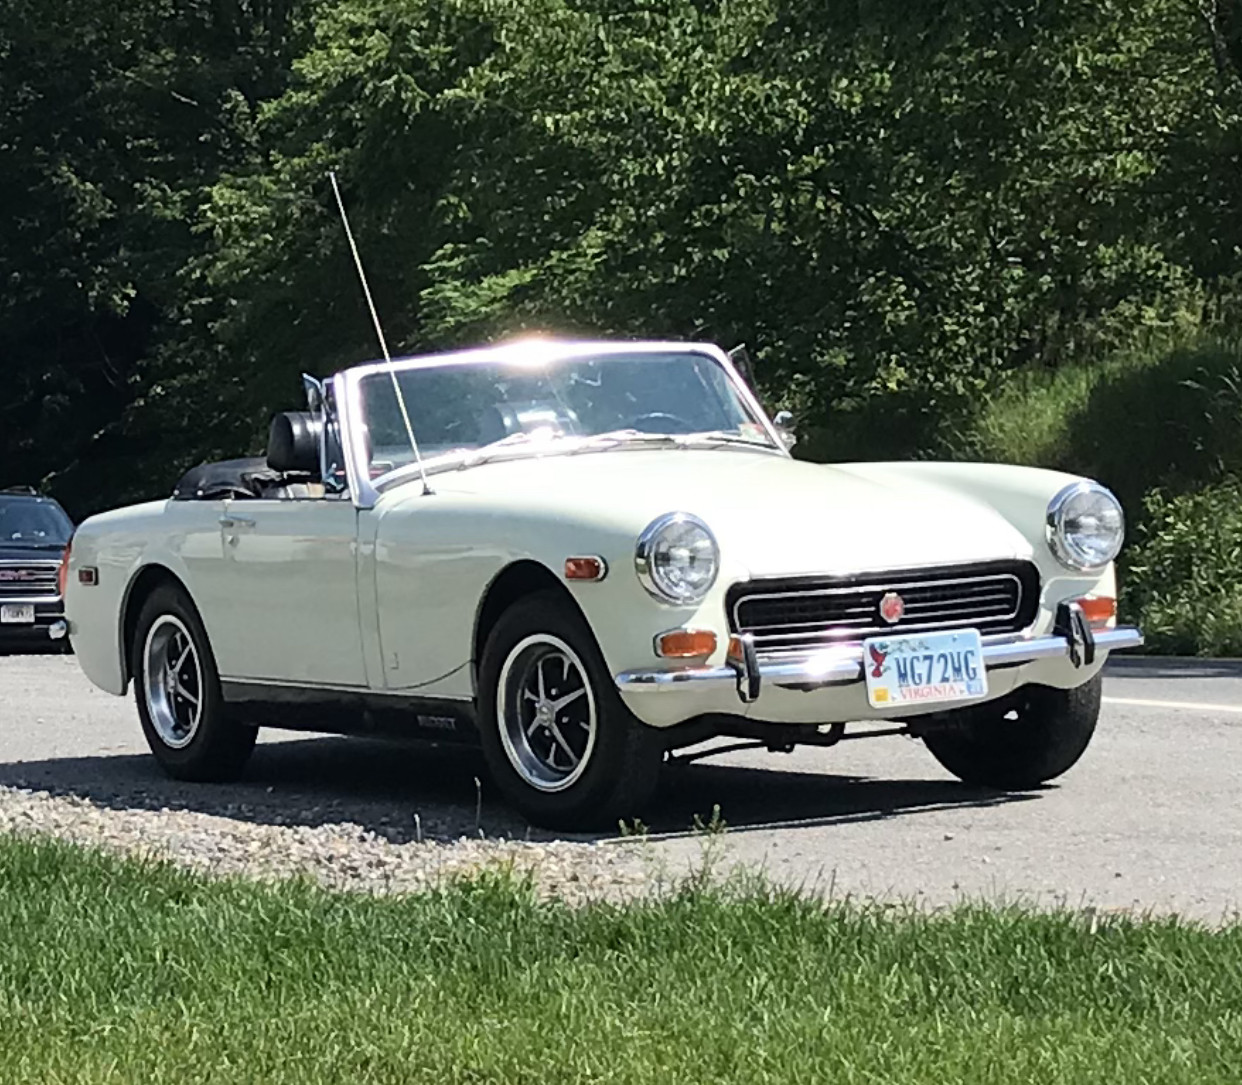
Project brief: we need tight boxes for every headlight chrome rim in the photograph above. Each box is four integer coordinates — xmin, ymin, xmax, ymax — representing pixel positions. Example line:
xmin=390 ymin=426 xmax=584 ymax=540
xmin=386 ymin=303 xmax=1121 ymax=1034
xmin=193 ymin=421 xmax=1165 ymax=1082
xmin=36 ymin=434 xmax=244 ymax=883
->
xmin=635 ymin=512 xmax=720 ymax=605
xmin=1046 ymin=481 xmax=1125 ymax=571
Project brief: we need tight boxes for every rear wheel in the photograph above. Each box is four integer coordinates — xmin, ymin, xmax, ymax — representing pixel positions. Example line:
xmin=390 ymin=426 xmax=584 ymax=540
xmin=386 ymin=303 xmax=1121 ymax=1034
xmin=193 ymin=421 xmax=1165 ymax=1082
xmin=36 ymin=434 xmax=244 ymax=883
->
xmin=922 ymin=674 xmax=1102 ymax=789
xmin=131 ymin=584 xmax=256 ymax=781
xmin=478 ymin=593 xmax=663 ymax=829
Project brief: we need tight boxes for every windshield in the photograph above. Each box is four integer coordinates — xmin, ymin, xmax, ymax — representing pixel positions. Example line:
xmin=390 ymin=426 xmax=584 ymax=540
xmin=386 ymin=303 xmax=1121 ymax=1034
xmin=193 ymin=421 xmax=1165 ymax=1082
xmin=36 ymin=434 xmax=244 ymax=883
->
xmin=357 ymin=350 xmax=772 ymax=479
xmin=0 ymin=498 xmax=73 ymax=547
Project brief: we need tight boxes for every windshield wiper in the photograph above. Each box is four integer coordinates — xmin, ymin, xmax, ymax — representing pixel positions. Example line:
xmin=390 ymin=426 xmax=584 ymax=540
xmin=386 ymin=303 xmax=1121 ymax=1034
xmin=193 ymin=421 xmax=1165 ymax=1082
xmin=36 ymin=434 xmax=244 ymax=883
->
xmin=678 ymin=430 xmax=776 ymax=450
xmin=453 ymin=427 xmax=774 ymax=470
xmin=572 ymin=429 xmax=775 ymax=452
xmin=457 ymin=429 xmax=604 ymax=468
xmin=456 ymin=431 xmax=547 ymax=468
xmin=566 ymin=430 xmax=682 ymax=454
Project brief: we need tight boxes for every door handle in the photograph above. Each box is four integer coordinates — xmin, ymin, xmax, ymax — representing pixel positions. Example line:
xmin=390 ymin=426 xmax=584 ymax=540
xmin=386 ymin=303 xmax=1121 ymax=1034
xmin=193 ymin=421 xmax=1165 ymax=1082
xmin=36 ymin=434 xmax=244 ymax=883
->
xmin=219 ymin=515 xmax=256 ymax=529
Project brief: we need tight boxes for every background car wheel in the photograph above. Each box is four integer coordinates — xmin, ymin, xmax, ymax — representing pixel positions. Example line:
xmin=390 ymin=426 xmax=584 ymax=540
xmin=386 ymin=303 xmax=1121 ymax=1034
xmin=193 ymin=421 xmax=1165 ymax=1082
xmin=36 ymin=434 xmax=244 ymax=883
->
xmin=478 ymin=592 xmax=664 ymax=829
xmin=131 ymin=584 xmax=256 ymax=781
xmin=922 ymin=673 xmax=1102 ymax=789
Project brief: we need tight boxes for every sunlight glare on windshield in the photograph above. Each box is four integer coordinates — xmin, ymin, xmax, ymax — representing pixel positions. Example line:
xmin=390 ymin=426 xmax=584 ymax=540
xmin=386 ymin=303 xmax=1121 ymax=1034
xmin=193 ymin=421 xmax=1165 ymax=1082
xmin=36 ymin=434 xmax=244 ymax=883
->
xmin=357 ymin=349 xmax=773 ymax=483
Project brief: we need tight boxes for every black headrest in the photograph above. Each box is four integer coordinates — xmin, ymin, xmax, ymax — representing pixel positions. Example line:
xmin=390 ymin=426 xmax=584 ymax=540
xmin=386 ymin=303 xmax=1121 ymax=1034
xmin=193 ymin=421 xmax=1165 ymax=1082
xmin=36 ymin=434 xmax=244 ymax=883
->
xmin=267 ymin=412 xmax=322 ymax=475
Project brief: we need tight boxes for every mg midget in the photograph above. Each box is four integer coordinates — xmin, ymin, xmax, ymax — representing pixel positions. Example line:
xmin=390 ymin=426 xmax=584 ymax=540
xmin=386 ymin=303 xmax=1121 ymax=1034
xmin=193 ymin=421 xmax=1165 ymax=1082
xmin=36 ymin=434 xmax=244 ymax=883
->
xmin=63 ymin=340 xmax=1142 ymax=826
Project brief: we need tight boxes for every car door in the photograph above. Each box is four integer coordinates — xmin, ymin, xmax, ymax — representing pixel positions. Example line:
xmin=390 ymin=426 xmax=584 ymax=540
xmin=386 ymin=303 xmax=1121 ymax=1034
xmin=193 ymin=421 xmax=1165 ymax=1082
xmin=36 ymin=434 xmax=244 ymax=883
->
xmin=212 ymin=497 xmax=367 ymax=688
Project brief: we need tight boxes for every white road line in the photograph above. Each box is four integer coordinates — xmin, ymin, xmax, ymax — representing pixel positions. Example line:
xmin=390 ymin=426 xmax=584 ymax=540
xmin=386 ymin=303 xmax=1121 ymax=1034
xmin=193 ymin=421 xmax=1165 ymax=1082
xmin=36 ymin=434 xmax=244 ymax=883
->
xmin=1104 ymin=696 xmax=1242 ymax=714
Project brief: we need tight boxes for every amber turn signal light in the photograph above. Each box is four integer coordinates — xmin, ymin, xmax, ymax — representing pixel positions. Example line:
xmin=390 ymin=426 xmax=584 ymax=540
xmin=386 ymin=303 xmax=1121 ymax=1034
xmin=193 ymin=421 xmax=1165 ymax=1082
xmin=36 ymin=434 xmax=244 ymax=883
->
xmin=1077 ymin=596 xmax=1117 ymax=628
xmin=655 ymin=629 xmax=718 ymax=659
xmin=564 ymin=556 xmax=607 ymax=581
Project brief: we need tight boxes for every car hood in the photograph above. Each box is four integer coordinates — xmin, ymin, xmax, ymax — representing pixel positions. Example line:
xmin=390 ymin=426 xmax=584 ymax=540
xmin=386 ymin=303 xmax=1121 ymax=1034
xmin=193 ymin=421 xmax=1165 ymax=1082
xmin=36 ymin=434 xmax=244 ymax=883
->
xmin=420 ymin=449 xmax=1032 ymax=578
xmin=0 ymin=542 xmax=66 ymax=563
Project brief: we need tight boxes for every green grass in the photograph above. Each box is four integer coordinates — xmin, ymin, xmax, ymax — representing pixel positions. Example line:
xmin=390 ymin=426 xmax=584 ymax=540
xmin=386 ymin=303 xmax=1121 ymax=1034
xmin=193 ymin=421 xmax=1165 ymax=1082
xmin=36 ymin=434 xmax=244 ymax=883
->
xmin=2 ymin=835 xmax=1241 ymax=1083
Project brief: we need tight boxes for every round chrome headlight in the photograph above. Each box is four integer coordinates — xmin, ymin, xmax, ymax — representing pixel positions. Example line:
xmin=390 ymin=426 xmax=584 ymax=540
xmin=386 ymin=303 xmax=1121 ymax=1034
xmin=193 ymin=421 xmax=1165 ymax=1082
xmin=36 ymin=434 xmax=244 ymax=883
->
xmin=635 ymin=513 xmax=720 ymax=604
xmin=1047 ymin=482 xmax=1125 ymax=570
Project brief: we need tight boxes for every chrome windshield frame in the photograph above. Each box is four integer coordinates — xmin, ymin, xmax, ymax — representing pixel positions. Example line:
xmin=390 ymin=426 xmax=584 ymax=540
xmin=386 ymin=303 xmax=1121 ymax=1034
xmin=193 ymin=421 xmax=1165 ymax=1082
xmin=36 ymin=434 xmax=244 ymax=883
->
xmin=333 ymin=340 xmax=786 ymax=510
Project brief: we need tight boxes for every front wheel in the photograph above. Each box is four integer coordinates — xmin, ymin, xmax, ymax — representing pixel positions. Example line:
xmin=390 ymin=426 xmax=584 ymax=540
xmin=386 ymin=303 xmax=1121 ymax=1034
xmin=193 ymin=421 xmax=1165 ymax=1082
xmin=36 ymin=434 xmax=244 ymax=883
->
xmin=478 ymin=593 xmax=663 ymax=829
xmin=922 ymin=674 xmax=1102 ymax=789
xmin=131 ymin=584 xmax=256 ymax=782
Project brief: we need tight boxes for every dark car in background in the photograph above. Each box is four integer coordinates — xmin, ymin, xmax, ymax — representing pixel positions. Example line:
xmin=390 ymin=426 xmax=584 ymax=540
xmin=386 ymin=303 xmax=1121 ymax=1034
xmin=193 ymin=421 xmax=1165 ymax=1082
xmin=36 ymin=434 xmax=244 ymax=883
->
xmin=0 ymin=487 xmax=73 ymax=649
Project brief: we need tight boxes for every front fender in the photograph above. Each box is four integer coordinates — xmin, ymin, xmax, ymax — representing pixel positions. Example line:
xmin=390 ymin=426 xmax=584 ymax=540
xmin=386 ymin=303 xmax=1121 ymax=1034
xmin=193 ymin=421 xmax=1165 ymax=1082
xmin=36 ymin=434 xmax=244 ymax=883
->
xmin=371 ymin=494 xmax=736 ymax=698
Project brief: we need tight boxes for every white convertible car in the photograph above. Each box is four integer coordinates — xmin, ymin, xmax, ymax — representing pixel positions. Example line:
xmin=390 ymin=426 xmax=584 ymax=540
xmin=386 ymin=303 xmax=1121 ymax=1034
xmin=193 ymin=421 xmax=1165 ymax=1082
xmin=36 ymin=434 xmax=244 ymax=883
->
xmin=64 ymin=339 xmax=1142 ymax=827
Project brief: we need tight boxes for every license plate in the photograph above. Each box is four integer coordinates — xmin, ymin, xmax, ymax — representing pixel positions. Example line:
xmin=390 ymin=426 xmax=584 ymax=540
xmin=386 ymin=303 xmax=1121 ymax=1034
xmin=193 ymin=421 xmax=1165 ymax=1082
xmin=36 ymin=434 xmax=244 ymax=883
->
xmin=864 ymin=629 xmax=988 ymax=709
xmin=1 ymin=604 xmax=35 ymax=625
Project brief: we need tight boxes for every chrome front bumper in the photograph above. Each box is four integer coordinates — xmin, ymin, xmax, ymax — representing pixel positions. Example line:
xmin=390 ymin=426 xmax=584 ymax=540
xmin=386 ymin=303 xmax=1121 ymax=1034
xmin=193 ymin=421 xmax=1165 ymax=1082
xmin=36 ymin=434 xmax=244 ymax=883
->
xmin=616 ymin=625 xmax=1144 ymax=698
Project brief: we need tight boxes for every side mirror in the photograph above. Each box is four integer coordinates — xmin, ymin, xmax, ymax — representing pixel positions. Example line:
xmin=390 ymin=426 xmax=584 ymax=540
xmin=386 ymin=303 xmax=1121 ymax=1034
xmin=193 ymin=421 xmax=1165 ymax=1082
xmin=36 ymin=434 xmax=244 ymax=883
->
xmin=773 ymin=409 xmax=797 ymax=451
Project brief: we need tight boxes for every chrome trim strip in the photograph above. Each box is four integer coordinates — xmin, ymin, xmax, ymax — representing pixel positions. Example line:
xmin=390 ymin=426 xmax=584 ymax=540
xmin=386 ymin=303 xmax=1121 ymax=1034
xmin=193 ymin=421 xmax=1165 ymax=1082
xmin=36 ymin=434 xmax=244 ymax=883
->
xmin=615 ymin=626 xmax=1145 ymax=693
xmin=336 ymin=370 xmax=380 ymax=510
xmin=736 ymin=571 xmax=1022 ymax=605
xmin=745 ymin=609 xmax=1022 ymax=642
xmin=216 ymin=675 xmax=473 ymax=701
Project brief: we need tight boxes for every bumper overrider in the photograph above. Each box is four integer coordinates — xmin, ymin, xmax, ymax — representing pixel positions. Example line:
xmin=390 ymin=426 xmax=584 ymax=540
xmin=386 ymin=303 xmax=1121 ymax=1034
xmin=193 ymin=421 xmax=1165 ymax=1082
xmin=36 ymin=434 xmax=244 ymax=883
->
xmin=616 ymin=601 xmax=1143 ymax=704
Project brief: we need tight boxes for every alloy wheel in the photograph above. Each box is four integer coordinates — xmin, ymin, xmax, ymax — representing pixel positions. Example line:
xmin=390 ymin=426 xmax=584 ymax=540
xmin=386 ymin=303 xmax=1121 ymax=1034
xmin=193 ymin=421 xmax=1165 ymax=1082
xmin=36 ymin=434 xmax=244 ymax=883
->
xmin=143 ymin=614 xmax=204 ymax=750
xmin=497 ymin=633 xmax=598 ymax=792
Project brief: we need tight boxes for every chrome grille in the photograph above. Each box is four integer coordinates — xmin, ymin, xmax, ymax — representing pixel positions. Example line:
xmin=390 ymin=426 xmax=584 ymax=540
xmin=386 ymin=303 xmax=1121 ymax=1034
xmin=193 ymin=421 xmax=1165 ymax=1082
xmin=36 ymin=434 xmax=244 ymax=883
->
xmin=0 ymin=562 xmax=61 ymax=601
xmin=728 ymin=561 xmax=1041 ymax=658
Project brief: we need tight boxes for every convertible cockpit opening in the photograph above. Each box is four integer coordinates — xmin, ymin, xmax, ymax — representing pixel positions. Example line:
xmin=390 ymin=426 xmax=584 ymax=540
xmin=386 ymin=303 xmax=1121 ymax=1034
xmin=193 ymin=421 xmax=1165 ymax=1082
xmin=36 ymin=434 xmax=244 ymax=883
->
xmin=171 ymin=412 xmax=330 ymax=502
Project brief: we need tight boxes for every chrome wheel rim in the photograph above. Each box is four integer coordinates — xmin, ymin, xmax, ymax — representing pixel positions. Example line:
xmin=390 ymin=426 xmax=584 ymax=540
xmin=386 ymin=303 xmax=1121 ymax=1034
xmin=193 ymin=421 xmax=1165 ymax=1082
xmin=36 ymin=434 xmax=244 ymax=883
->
xmin=497 ymin=634 xmax=597 ymax=793
xmin=143 ymin=615 xmax=204 ymax=750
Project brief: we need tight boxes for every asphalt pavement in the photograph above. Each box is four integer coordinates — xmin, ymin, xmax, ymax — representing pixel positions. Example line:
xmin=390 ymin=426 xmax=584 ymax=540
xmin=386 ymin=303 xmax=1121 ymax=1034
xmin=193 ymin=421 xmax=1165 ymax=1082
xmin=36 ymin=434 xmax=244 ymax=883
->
xmin=1 ymin=652 xmax=1239 ymax=919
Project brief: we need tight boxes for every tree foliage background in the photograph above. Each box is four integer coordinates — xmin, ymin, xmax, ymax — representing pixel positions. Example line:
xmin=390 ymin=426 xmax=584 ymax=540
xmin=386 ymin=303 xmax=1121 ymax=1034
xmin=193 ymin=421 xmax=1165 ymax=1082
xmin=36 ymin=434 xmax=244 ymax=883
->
xmin=5 ymin=0 xmax=1242 ymax=518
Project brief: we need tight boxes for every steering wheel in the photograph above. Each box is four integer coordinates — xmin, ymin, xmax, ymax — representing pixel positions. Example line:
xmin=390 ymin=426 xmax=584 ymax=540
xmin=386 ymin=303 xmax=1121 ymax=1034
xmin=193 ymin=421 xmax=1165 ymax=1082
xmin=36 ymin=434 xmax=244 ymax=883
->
xmin=626 ymin=411 xmax=696 ymax=434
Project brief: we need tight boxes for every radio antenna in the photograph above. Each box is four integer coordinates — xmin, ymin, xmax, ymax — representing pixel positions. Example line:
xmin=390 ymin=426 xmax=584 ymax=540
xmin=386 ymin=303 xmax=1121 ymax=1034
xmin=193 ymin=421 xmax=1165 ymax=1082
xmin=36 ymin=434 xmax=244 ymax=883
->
xmin=329 ymin=170 xmax=431 ymax=496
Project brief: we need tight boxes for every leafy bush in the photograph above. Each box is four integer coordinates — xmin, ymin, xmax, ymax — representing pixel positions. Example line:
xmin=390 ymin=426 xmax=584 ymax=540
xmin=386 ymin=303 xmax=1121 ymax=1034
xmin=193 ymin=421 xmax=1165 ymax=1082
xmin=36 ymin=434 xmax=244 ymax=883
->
xmin=947 ymin=331 xmax=1242 ymax=512
xmin=927 ymin=331 xmax=1242 ymax=656
xmin=1123 ymin=482 xmax=1242 ymax=657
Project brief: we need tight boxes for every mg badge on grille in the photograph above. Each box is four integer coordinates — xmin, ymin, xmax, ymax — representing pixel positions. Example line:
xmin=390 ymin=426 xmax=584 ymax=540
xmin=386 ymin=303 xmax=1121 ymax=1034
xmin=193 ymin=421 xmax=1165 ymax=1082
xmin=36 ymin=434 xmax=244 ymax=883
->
xmin=879 ymin=591 xmax=905 ymax=624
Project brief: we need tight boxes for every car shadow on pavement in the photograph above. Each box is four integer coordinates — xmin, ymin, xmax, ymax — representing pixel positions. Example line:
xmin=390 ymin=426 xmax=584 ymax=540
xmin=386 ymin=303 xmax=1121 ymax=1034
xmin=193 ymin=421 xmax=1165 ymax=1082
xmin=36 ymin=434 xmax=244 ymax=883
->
xmin=642 ymin=759 xmax=1035 ymax=839
xmin=0 ymin=733 xmax=1037 ymax=844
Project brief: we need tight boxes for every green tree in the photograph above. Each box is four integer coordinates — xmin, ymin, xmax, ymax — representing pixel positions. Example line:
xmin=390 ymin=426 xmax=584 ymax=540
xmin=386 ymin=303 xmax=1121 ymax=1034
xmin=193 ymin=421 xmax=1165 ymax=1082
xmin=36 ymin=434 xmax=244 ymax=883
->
xmin=0 ymin=0 xmax=314 ymax=513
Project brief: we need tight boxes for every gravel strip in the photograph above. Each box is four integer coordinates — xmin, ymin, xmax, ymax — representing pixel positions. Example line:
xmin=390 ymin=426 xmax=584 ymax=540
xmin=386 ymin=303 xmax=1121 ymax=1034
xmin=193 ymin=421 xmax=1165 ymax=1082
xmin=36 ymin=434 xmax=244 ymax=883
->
xmin=0 ymin=785 xmax=652 ymax=904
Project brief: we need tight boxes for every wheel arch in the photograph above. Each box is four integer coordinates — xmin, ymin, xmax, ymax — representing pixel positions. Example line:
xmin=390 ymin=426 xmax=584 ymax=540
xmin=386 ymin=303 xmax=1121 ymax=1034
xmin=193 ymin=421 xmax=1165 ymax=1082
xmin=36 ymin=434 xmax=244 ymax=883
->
xmin=472 ymin=560 xmax=591 ymax=693
xmin=119 ymin=564 xmax=193 ymax=684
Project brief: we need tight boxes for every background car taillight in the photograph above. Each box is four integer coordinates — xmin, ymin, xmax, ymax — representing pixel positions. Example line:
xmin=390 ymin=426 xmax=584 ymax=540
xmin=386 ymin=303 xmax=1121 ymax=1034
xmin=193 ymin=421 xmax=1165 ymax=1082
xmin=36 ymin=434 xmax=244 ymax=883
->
xmin=58 ymin=535 xmax=73 ymax=597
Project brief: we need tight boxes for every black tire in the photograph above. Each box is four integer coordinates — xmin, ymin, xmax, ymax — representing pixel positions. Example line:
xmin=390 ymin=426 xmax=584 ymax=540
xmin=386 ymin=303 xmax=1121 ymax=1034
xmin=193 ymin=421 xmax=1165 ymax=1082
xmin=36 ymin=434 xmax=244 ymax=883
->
xmin=478 ymin=592 xmax=664 ymax=830
xmin=130 ymin=584 xmax=256 ymax=782
xmin=923 ymin=674 xmax=1102 ymax=789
